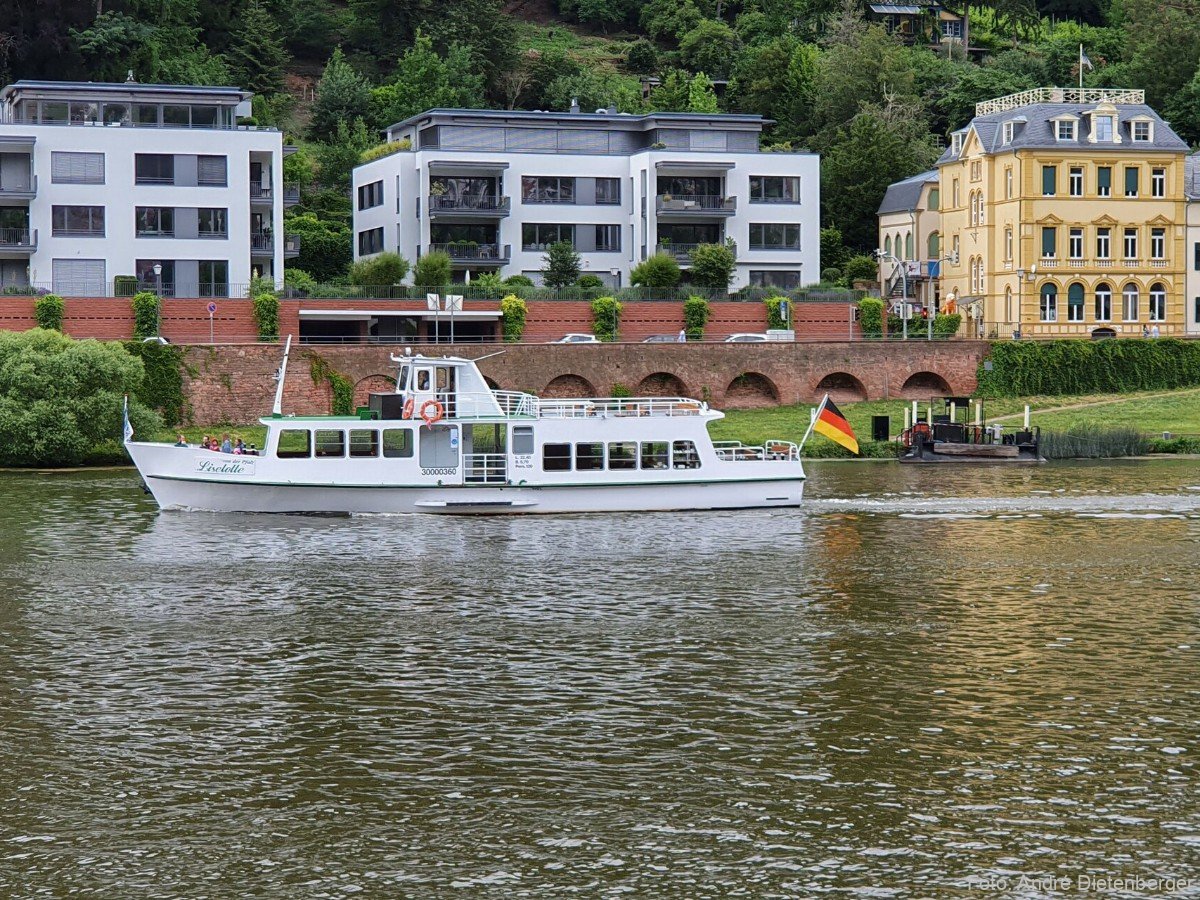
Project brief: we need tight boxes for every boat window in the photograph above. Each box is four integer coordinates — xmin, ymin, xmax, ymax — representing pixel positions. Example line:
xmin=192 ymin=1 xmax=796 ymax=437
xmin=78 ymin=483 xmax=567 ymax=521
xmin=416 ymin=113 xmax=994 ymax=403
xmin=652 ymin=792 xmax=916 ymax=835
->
xmin=607 ymin=442 xmax=637 ymax=469
xmin=436 ymin=367 xmax=450 ymax=391
xmin=512 ymin=426 xmax=535 ymax=455
xmin=382 ymin=428 xmax=414 ymax=458
xmin=576 ymin=442 xmax=604 ymax=470
xmin=673 ymin=441 xmax=701 ymax=469
xmin=640 ymin=441 xmax=669 ymax=470
xmin=349 ymin=429 xmax=379 ymax=458
xmin=416 ymin=369 xmax=431 ymax=391
xmin=315 ymin=430 xmax=345 ymax=458
xmin=277 ymin=429 xmax=311 ymax=459
xmin=543 ymin=443 xmax=572 ymax=471
xmin=396 ymin=365 xmax=410 ymax=392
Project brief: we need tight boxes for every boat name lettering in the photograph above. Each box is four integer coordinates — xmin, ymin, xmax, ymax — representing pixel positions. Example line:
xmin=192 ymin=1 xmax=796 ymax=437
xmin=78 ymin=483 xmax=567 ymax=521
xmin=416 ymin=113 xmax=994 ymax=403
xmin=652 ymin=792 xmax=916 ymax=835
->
xmin=195 ymin=458 xmax=257 ymax=476
xmin=421 ymin=467 xmax=458 ymax=477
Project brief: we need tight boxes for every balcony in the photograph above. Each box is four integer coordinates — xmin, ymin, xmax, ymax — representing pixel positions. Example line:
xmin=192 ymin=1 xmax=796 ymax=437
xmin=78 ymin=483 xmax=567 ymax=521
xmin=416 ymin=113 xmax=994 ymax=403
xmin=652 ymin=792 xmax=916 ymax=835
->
xmin=427 ymin=243 xmax=510 ymax=266
xmin=283 ymin=184 xmax=300 ymax=206
xmin=428 ymin=194 xmax=511 ymax=218
xmin=0 ymin=227 xmax=36 ymax=253
xmin=1038 ymin=257 xmax=1060 ymax=268
xmin=0 ymin=175 xmax=37 ymax=202
xmin=1149 ymin=258 xmax=1169 ymax=268
xmin=251 ymin=233 xmax=299 ymax=256
xmin=655 ymin=242 xmax=727 ymax=263
xmin=250 ymin=183 xmax=273 ymax=203
xmin=655 ymin=194 xmax=736 ymax=216
xmin=284 ymin=234 xmax=300 ymax=258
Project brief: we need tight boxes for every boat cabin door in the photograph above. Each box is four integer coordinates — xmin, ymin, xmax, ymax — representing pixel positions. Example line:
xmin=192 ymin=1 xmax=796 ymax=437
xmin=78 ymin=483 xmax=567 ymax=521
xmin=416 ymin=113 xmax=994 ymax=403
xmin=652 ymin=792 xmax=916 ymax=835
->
xmin=409 ymin=364 xmax=456 ymax=418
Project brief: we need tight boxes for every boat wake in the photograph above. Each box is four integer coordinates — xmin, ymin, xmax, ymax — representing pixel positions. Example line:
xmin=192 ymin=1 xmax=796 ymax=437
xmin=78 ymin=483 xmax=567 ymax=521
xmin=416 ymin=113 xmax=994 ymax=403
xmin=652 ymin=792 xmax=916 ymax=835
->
xmin=806 ymin=491 xmax=1200 ymax=517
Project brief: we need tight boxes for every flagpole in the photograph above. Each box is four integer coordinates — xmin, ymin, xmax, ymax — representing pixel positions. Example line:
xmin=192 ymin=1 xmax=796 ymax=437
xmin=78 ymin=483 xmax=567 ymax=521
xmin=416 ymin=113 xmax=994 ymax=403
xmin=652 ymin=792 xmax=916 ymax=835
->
xmin=1079 ymin=44 xmax=1083 ymax=89
xmin=797 ymin=393 xmax=829 ymax=455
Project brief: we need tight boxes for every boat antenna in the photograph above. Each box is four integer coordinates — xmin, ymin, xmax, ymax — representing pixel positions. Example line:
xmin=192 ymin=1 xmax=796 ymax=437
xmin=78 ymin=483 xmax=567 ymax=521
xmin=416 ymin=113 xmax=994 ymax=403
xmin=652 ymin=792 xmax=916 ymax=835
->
xmin=469 ymin=349 xmax=507 ymax=363
xmin=272 ymin=334 xmax=292 ymax=416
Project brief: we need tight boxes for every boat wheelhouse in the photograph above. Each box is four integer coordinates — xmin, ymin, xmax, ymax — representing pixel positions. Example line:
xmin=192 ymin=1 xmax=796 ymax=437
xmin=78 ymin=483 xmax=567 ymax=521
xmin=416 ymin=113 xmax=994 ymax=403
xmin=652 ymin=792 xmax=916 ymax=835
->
xmin=126 ymin=350 xmax=806 ymax=514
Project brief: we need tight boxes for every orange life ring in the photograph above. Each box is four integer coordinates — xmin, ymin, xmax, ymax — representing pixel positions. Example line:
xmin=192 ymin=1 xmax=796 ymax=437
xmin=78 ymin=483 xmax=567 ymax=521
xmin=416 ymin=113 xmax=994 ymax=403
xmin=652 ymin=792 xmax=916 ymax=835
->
xmin=419 ymin=399 xmax=444 ymax=426
xmin=402 ymin=397 xmax=415 ymax=419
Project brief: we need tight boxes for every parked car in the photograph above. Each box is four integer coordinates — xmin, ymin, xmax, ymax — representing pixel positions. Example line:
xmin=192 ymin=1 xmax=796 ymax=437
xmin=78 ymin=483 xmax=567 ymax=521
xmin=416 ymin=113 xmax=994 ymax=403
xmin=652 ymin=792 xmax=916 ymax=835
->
xmin=642 ymin=334 xmax=679 ymax=343
xmin=551 ymin=333 xmax=601 ymax=344
xmin=724 ymin=333 xmax=769 ymax=343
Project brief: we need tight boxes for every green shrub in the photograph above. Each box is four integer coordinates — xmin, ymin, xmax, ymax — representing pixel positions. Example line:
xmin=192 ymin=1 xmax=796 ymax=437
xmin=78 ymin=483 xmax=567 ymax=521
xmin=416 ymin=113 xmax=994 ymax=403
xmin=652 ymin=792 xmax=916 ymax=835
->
xmin=977 ymin=338 xmax=1200 ymax=397
xmin=500 ymin=294 xmax=527 ymax=343
xmin=1040 ymin=425 xmax=1149 ymax=459
xmin=542 ymin=241 xmax=581 ymax=289
xmin=688 ymin=242 xmax=736 ymax=291
xmin=630 ymin=253 xmax=681 ymax=290
xmin=413 ymin=251 xmax=452 ymax=288
xmin=124 ymin=340 xmax=185 ymax=427
xmin=0 ymin=329 xmax=162 ymax=466
xmin=821 ymin=267 xmax=842 ymax=283
xmin=113 ymin=275 xmax=139 ymax=297
xmin=284 ymin=268 xmax=318 ymax=294
xmin=308 ymin=353 xmax=354 ymax=415
xmin=858 ymin=297 xmax=884 ymax=336
xmin=252 ymin=293 xmax=280 ymax=342
xmin=683 ymin=295 xmax=710 ymax=340
xmin=504 ymin=274 xmax=535 ymax=289
xmin=611 ymin=383 xmax=633 ymax=398
xmin=349 ymin=251 xmax=410 ymax=287
xmin=842 ymin=254 xmax=878 ymax=285
xmin=764 ymin=296 xmax=787 ymax=330
xmin=578 ymin=274 xmax=605 ymax=290
xmin=933 ymin=313 xmax=962 ymax=337
xmin=34 ymin=294 xmax=65 ymax=332
xmin=246 ymin=272 xmax=279 ymax=299
xmin=472 ymin=272 xmax=506 ymax=294
xmin=1149 ymin=436 xmax=1200 ymax=454
xmin=591 ymin=296 xmax=622 ymax=342
xmin=358 ymin=138 xmax=412 ymax=163
xmin=131 ymin=291 xmax=159 ymax=339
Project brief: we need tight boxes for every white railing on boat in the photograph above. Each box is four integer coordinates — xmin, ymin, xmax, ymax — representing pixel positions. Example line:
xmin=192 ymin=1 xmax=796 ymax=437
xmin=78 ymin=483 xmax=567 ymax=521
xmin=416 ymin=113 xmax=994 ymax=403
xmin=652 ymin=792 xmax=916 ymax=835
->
xmin=713 ymin=440 xmax=801 ymax=462
xmin=537 ymin=397 xmax=707 ymax=419
xmin=464 ymin=452 xmax=508 ymax=484
xmin=453 ymin=390 xmax=539 ymax=419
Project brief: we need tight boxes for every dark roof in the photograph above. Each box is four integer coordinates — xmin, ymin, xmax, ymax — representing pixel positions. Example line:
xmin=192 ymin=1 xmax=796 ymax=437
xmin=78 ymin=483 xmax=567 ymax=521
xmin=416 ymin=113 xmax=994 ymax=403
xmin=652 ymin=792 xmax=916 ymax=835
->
xmin=937 ymin=102 xmax=1188 ymax=166
xmin=869 ymin=4 xmax=922 ymax=13
xmin=878 ymin=170 xmax=938 ymax=214
xmin=386 ymin=107 xmax=768 ymax=134
xmin=0 ymin=80 xmax=251 ymax=103
xmin=1187 ymin=152 xmax=1200 ymax=201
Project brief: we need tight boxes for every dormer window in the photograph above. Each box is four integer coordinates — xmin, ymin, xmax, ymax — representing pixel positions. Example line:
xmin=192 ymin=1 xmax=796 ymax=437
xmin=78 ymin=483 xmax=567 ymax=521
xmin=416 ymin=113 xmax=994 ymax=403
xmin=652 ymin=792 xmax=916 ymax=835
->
xmin=1094 ymin=115 xmax=1114 ymax=141
xmin=1132 ymin=120 xmax=1152 ymax=142
xmin=1002 ymin=121 xmax=1014 ymax=145
xmin=951 ymin=132 xmax=963 ymax=156
xmin=1056 ymin=120 xmax=1076 ymax=141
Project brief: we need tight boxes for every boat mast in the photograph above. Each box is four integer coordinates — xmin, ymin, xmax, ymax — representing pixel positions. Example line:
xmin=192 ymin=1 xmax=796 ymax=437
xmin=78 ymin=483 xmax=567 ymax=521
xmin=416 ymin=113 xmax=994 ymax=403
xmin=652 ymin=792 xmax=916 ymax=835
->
xmin=272 ymin=335 xmax=292 ymax=416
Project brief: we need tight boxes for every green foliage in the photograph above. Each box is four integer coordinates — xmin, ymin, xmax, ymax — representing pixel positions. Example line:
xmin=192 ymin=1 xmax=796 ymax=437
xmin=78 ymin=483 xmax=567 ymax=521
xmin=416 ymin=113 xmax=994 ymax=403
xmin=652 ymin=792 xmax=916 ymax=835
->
xmin=688 ymin=242 xmax=736 ymax=291
xmin=683 ymin=295 xmax=710 ymax=340
xmin=315 ymin=118 xmax=375 ymax=189
xmin=500 ymin=294 xmax=527 ymax=343
xmin=1150 ymin=436 xmax=1200 ymax=455
xmin=542 ymin=241 xmax=582 ymax=290
xmin=1040 ymin=426 xmax=1149 ymax=460
xmin=285 ymin=212 xmax=352 ymax=282
xmin=842 ymin=254 xmax=878 ymax=285
xmin=686 ymin=72 xmax=720 ymax=114
xmin=308 ymin=353 xmax=354 ymax=415
xmin=310 ymin=47 xmax=371 ymax=139
xmin=369 ymin=33 xmax=486 ymax=129
xmin=764 ymin=296 xmax=787 ymax=330
xmin=246 ymin=272 xmax=279 ymax=298
xmin=625 ymin=39 xmax=657 ymax=74
xmin=504 ymin=274 xmax=535 ymax=289
xmin=223 ymin=0 xmax=289 ymax=95
xmin=0 ymin=329 xmax=161 ymax=467
xmin=977 ymin=340 xmax=1200 ymax=397
xmin=124 ymin=340 xmax=185 ymax=427
xmin=640 ymin=0 xmax=703 ymax=43
xmin=34 ymin=294 xmax=65 ymax=332
xmin=857 ymin=297 xmax=884 ymax=337
xmin=821 ymin=267 xmax=842 ymax=283
xmin=590 ymin=296 xmax=622 ymax=342
xmin=610 ymin=383 xmax=633 ymax=398
xmin=131 ymin=291 xmax=159 ymax=340
xmin=349 ymin=252 xmax=410 ymax=286
xmin=113 ymin=275 xmax=139 ymax=298
xmin=680 ymin=21 xmax=738 ymax=79
xmin=578 ymin=274 xmax=605 ymax=290
xmin=932 ymin=313 xmax=962 ymax=337
xmin=252 ymin=294 xmax=280 ymax=342
xmin=284 ymin=268 xmax=318 ymax=294
xmin=413 ymin=251 xmax=452 ymax=287
xmin=359 ymin=139 xmax=412 ymax=163
xmin=820 ymin=226 xmax=850 ymax=272
xmin=630 ymin=253 xmax=681 ymax=290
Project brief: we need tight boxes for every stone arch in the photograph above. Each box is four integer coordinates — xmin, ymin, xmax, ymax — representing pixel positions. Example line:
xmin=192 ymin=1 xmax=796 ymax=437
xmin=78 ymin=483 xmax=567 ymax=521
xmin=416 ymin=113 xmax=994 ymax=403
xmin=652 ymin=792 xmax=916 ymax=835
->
xmin=724 ymin=372 xmax=779 ymax=408
xmin=353 ymin=373 xmax=396 ymax=408
xmin=814 ymin=371 xmax=867 ymax=403
xmin=636 ymin=371 xmax=687 ymax=397
xmin=901 ymin=371 xmax=952 ymax=398
xmin=542 ymin=374 xmax=596 ymax=398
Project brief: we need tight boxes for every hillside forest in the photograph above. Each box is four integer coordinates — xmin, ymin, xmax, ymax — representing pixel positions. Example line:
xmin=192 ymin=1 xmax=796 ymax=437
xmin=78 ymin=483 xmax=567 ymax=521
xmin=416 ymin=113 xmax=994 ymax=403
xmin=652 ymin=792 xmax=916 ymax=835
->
xmin=2 ymin=0 xmax=1198 ymax=286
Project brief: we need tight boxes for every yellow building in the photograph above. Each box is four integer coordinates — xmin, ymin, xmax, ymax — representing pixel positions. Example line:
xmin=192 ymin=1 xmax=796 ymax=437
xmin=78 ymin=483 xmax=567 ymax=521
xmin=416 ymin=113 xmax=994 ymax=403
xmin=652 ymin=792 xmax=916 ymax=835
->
xmin=936 ymin=88 xmax=1189 ymax=338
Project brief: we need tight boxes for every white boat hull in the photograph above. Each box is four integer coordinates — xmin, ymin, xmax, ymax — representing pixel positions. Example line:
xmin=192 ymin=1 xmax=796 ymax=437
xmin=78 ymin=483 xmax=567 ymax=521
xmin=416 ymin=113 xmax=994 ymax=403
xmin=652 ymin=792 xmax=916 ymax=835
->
xmin=139 ymin=470 xmax=804 ymax=515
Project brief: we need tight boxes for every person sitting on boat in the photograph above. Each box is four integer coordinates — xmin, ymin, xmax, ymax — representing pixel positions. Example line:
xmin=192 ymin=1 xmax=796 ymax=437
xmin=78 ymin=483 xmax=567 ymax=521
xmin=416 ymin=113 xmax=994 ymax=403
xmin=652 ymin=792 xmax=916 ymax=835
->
xmin=174 ymin=434 xmax=188 ymax=447
xmin=220 ymin=433 xmax=233 ymax=453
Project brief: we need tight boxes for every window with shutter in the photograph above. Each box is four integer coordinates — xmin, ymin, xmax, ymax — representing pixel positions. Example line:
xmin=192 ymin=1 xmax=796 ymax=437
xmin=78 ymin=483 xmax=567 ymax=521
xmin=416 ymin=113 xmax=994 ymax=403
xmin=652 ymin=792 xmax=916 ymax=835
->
xmin=1041 ymin=226 xmax=1056 ymax=258
xmin=52 ymin=259 xmax=106 ymax=296
xmin=197 ymin=155 xmax=227 ymax=186
xmin=1041 ymin=165 xmax=1056 ymax=196
xmin=51 ymin=151 xmax=105 ymax=185
xmin=1124 ymin=167 xmax=1138 ymax=197
xmin=1097 ymin=167 xmax=1111 ymax=196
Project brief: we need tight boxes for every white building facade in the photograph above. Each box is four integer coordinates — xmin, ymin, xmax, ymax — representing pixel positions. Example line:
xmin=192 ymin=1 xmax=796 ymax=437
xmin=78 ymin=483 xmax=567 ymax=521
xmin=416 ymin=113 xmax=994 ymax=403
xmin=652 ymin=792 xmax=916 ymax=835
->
xmin=0 ymin=80 xmax=294 ymax=297
xmin=351 ymin=109 xmax=819 ymax=291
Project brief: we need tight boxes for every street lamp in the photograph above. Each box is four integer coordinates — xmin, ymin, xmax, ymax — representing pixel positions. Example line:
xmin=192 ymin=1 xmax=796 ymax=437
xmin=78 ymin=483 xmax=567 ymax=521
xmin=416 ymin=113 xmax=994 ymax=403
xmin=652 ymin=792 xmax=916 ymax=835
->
xmin=152 ymin=262 xmax=163 ymax=338
xmin=876 ymin=249 xmax=909 ymax=339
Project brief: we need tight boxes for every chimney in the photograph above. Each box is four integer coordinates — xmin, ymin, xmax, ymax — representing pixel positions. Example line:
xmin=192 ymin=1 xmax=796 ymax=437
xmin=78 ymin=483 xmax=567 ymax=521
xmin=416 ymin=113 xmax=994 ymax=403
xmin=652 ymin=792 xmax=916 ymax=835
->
xmin=569 ymin=97 xmax=580 ymax=114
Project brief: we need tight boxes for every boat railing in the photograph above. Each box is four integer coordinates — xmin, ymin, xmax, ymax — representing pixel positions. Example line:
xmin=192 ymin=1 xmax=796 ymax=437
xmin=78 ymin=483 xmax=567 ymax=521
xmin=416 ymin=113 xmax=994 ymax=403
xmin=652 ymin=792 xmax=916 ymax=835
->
xmin=901 ymin=422 xmax=1040 ymax=447
xmin=537 ymin=397 xmax=707 ymax=419
xmin=464 ymin=452 xmax=508 ymax=484
xmin=713 ymin=440 xmax=801 ymax=462
xmin=451 ymin=390 xmax=538 ymax=419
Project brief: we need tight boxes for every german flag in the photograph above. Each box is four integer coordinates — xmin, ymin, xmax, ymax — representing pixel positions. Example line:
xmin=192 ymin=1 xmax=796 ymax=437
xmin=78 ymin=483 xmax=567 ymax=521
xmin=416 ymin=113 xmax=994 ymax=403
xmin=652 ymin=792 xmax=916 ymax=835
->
xmin=813 ymin=396 xmax=859 ymax=454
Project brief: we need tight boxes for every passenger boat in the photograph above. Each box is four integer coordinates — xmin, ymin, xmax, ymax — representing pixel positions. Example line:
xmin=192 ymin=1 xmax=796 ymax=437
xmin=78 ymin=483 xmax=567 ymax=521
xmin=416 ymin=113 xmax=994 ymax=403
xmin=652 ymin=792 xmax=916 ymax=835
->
xmin=125 ymin=344 xmax=805 ymax=514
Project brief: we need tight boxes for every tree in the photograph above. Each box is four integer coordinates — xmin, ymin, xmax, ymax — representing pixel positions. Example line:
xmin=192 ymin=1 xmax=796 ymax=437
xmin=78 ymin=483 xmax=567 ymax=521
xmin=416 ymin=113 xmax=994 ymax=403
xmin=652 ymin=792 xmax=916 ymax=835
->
xmin=369 ymin=32 xmax=485 ymax=130
xmin=648 ymin=69 xmax=692 ymax=111
xmin=285 ymin=212 xmax=352 ymax=282
xmin=630 ymin=253 xmax=682 ymax=290
xmin=686 ymin=73 xmax=719 ymax=113
xmin=842 ymin=254 xmax=879 ymax=285
xmin=679 ymin=20 xmax=739 ymax=79
xmin=820 ymin=226 xmax=850 ymax=272
xmin=559 ymin=0 xmax=639 ymax=30
xmin=314 ymin=119 xmax=375 ymax=189
xmin=1120 ymin=0 xmax=1200 ymax=111
xmin=688 ymin=243 xmax=736 ymax=292
xmin=310 ymin=47 xmax=371 ymax=139
xmin=349 ymin=252 xmax=411 ymax=286
xmin=542 ymin=241 xmax=582 ymax=289
xmin=639 ymin=0 xmax=704 ymax=44
xmin=625 ymin=39 xmax=658 ymax=74
xmin=728 ymin=37 xmax=818 ymax=144
xmin=223 ymin=0 xmax=289 ymax=95
xmin=413 ymin=252 xmax=452 ymax=287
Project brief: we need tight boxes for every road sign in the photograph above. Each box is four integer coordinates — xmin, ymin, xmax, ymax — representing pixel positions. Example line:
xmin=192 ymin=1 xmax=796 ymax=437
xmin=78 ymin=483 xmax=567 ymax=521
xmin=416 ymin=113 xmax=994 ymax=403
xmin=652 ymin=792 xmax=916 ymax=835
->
xmin=207 ymin=302 xmax=217 ymax=314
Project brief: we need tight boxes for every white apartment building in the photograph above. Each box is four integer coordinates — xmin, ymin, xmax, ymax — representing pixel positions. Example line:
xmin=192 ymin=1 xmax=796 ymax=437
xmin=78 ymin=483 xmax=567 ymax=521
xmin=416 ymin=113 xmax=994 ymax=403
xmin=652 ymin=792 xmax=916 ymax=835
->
xmin=0 ymin=80 xmax=295 ymax=297
xmin=351 ymin=108 xmax=819 ymax=291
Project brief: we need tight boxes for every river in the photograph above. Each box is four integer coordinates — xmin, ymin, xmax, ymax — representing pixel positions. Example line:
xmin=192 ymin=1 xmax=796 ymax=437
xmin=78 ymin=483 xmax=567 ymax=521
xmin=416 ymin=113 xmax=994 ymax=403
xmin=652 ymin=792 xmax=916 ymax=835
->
xmin=1 ymin=460 xmax=1198 ymax=896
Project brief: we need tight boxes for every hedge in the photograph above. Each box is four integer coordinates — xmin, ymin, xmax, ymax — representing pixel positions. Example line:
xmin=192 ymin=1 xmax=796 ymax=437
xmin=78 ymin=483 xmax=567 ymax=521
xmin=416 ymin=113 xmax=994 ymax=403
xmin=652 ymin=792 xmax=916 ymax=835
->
xmin=977 ymin=338 xmax=1200 ymax=397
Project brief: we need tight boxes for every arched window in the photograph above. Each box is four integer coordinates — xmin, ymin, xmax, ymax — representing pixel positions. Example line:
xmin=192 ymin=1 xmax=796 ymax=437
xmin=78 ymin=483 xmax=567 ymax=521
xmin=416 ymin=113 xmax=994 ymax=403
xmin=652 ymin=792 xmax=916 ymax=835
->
xmin=1094 ymin=282 xmax=1112 ymax=322
xmin=1150 ymin=283 xmax=1166 ymax=322
xmin=1067 ymin=282 xmax=1085 ymax=322
xmin=978 ymin=195 xmax=985 ymax=225
xmin=1005 ymin=226 xmax=1013 ymax=261
xmin=1040 ymin=283 xmax=1058 ymax=322
xmin=928 ymin=231 xmax=940 ymax=259
xmin=905 ymin=232 xmax=913 ymax=260
xmin=1005 ymin=286 xmax=1013 ymax=326
xmin=970 ymin=192 xmax=978 ymax=226
xmin=970 ymin=257 xmax=977 ymax=292
xmin=885 ymin=235 xmax=892 ymax=257
xmin=1122 ymin=283 xmax=1139 ymax=322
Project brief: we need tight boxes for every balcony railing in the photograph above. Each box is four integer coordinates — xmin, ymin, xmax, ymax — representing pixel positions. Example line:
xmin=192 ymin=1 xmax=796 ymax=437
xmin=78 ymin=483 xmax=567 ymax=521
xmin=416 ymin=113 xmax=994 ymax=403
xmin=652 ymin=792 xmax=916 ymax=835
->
xmin=251 ymin=234 xmax=273 ymax=253
xmin=428 ymin=242 xmax=508 ymax=262
xmin=0 ymin=175 xmax=36 ymax=197
xmin=656 ymin=194 xmax=736 ymax=213
xmin=655 ymin=242 xmax=720 ymax=261
xmin=283 ymin=184 xmax=301 ymax=204
xmin=428 ymin=195 xmax=511 ymax=214
xmin=0 ymin=227 xmax=35 ymax=249
xmin=250 ymin=184 xmax=273 ymax=200
xmin=283 ymin=234 xmax=300 ymax=257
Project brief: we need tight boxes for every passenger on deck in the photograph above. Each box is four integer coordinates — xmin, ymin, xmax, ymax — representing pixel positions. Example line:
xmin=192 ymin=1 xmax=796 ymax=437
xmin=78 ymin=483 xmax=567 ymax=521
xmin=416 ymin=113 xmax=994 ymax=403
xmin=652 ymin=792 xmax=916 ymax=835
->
xmin=220 ymin=433 xmax=232 ymax=453
xmin=174 ymin=434 xmax=188 ymax=447
xmin=234 ymin=438 xmax=246 ymax=454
